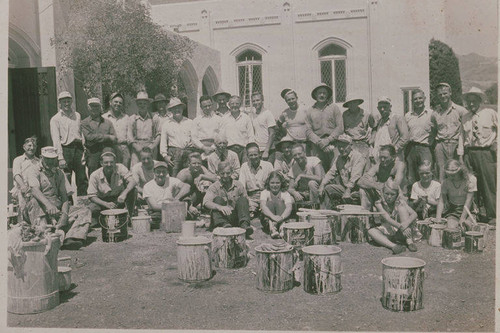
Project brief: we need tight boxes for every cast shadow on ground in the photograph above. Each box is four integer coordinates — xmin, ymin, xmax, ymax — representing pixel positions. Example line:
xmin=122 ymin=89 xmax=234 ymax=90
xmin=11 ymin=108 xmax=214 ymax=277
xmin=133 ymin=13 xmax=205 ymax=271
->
xmin=59 ymin=284 xmax=78 ymax=304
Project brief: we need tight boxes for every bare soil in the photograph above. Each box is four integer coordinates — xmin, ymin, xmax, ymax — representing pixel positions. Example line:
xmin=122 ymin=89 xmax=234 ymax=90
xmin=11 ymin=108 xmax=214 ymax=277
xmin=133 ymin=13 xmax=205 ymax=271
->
xmin=8 ymin=219 xmax=496 ymax=332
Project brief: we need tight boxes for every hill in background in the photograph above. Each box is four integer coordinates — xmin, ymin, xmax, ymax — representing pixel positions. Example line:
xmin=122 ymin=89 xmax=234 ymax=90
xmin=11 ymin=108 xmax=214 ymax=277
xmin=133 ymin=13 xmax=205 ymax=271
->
xmin=458 ymin=52 xmax=497 ymax=93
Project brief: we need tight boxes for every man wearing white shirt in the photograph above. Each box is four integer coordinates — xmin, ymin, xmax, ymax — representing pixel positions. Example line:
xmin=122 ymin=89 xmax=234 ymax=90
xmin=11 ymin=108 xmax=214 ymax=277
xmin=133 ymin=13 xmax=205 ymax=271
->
xmin=192 ymin=95 xmax=222 ymax=158
xmin=248 ymin=92 xmax=276 ymax=160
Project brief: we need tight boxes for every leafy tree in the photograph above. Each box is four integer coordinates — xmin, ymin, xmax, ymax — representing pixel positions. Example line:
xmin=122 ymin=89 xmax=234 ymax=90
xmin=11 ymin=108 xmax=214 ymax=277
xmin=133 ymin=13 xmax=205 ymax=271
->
xmin=54 ymin=0 xmax=195 ymax=99
xmin=485 ymin=83 xmax=497 ymax=105
xmin=429 ymin=39 xmax=463 ymax=108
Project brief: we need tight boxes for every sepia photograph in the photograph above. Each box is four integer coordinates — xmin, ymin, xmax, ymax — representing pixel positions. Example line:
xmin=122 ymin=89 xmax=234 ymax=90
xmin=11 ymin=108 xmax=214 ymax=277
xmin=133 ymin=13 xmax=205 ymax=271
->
xmin=4 ymin=0 xmax=498 ymax=331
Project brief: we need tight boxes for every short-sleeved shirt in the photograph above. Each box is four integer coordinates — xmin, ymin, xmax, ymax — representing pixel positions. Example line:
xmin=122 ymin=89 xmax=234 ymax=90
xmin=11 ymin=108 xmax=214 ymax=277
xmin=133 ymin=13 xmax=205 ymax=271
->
xmin=160 ymin=117 xmax=193 ymax=151
xmin=342 ymin=108 xmax=372 ymax=142
xmin=405 ymin=108 xmax=432 ymax=144
xmin=288 ymin=156 xmax=322 ymax=180
xmin=462 ymin=107 xmax=498 ymax=148
xmin=260 ymin=190 xmax=293 ymax=205
xmin=239 ymin=160 xmax=274 ymax=193
xmin=81 ymin=116 xmax=116 ymax=152
xmin=103 ymin=111 xmax=129 ymax=144
xmin=273 ymin=153 xmax=294 ymax=177
xmin=203 ymin=180 xmax=246 ymax=208
xmin=87 ymin=163 xmax=133 ymax=198
xmin=325 ymin=149 xmax=366 ymax=189
xmin=12 ymin=154 xmax=40 ymax=182
xmin=431 ymin=103 xmax=467 ymax=141
xmin=280 ymin=105 xmax=308 ymax=141
xmin=131 ymin=161 xmax=158 ymax=189
xmin=153 ymin=113 xmax=171 ymax=137
xmin=143 ymin=177 xmax=183 ymax=207
xmin=410 ymin=180 xmax=441 ymax=204
xmin=192 ymin=113 xmax=222 ymax=145
xmin=128 ymin=112 xmax=156 ymax=143
xmin=248 ymin=109 xmax=276 ymax=151
xmin=220 ymin=112 xmax=255 ymax=147
xmin=50 ymin=110 xmax=83 ymax=159
xmin=441 ymin=174 xmax=477 ymax=206
xmin=207 ymin=150 xmax=240 ymax=180
xmin=26 ymin=162 xmax=66 ymax=208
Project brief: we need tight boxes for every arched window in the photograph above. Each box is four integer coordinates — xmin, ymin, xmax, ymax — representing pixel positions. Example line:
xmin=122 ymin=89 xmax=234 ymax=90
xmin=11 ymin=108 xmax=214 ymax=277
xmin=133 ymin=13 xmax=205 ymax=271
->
xmin=237 ymin=50 xmax=263 ymax=107
xmin=318 ymin=43 xmax=347 ymax=103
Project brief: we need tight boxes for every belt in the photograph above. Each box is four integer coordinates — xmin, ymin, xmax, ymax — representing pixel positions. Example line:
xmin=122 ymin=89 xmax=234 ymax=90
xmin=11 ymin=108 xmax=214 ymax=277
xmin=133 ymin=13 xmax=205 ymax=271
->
xmin=408 ymin=141 xmax=430 ymax=147
xmin=465 ymin=146 xmax=493 ymax=151
xmin=62 ymin=140 xmax=83 ymax=149
xmin=436 ymin=139 xmax=458 ymax=143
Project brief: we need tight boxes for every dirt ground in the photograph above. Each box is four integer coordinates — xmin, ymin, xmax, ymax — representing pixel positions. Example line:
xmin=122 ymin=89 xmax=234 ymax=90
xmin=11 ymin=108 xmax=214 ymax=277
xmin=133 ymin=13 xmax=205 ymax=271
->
xmin=8 ymin=218 xmax=496 ymax=332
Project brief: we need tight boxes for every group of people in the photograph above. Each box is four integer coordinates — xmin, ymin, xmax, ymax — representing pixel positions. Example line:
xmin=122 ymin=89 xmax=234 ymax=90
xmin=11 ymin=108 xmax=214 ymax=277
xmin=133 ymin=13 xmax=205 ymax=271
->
xmin=10 ymin=81 xmax=497 ymax=254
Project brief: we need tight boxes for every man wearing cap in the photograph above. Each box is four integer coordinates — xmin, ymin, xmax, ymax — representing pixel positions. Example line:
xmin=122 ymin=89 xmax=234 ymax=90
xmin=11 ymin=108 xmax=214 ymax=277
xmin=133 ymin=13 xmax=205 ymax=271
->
xmin=81 ymin=97 xmax=117 ymax=175
xmin=404 ymin=89 xmax=434 ymax=188
xmin=24 ymin=147 xmax=90 ymax=249
xmin=152 ymin=93 xmax=171 ymax=159
xmin=131 ymin=147 xmax=159 ymax=206
xmin=305 ymin=84 xmax=344 ymax=170
xmin=128 ymin=91 xmax=159 ymax=167
xmin=207 ymin=133 xmax=241 ymax=180
xmin=160 ymin=97 xmax=194 ymax=177
xmin=430 ymin=82 xmax=467 ymax=183
xmin=50 ymin=91 xmax=87 ymax=196
xmin=318 ymin=134 xmax=367 ymax=209
xmin=87 ymin=148 xmax=137 ymax=225
xmin=192 ymin=95 xmax=222 ymax=158
xmin=277 ymin=89 xmax=308 ymax=151
xmin=370 ymin=96 xmax=409 ymax=162
xmin=212 ymin=89 xmax=231 ymax=116
xmin=143 ymin=161 xmax=191 ymax=228
xmin=219 ymin=95 xmax=255 ymax=163
xmin=273 ymin=135 xmax=295 ymax=177
xmin=103 ymin=92 xmax=130 ymax=168
xmin=342 ymin=96 xmax=374 ymax=156
xmin=462 ymin=87 xmax=497 ymax=225
xmin=247 ymin=92 xmax=276 ymax=160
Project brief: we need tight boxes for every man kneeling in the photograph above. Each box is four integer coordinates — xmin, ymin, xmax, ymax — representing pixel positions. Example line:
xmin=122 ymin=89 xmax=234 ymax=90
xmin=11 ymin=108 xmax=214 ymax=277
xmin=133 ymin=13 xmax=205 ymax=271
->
xmin=203 ymin=161 xmax=253 ymax=238
xmin=368 ymin=179 xmax=418 ymax=254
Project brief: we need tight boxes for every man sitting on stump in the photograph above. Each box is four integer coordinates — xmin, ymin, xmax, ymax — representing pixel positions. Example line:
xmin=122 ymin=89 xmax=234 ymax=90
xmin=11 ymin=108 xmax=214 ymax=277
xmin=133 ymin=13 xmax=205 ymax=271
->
xmin=203 ymin=161 xmax=253 ymax=238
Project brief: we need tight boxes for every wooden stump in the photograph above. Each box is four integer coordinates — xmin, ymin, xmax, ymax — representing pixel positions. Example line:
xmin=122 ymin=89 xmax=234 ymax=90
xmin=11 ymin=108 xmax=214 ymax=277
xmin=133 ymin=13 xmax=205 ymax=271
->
xmin=255 ymin=245 xmax=295 ymax=293
xmin=302 ymin=245 xmax=342 ymax=295
xmin=176 ymin=236 xmax=213 ymax=282
xmin=161 ymin=201 xmax=187 ymax=233
xmin=381 ymin=257 xmax=425 ymax=312
xmin=212 ymin=228 xmax=248 ymax=268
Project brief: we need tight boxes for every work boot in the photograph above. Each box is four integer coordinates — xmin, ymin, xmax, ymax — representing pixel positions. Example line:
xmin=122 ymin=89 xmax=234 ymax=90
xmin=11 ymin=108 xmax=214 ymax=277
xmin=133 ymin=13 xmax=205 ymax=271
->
xmin=407 ymin=243 xmax=418 ymax=252
xmin=391 ymin=244 xmax=406 ymax=255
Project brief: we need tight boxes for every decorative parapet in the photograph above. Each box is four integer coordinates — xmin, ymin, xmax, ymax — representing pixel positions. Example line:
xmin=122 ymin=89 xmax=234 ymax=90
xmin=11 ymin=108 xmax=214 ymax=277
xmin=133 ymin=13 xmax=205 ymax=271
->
xmin=167 ymin=22 xmax=200 ymax=33
xmin=295 ymin=8 xmax=366 ymax=23
xmin=213 ymin=15 xmax=281 ymax=30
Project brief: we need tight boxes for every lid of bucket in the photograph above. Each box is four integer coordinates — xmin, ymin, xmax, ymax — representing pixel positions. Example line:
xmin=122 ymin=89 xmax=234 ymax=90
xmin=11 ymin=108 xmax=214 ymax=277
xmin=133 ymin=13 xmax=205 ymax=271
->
xmin=430 ymin=217 xmax=447 ymax=224
xmin=101 ymin=208 xmax=128 ymax=215
xmin=302 ymin=245 xmax=342 ymax=256
xmin=381 ymin=256 xmax=426 ymax=269
xmin=309 ymin=214 xmax=328 ymax=220
xmin=177 ymin=236 xmax=211 ymax=245
xmin=465 ymin=231 xmax=483 ymax=236
xmin=212 ymin=227 xmax=245 ymax=236
xmin=283 ymin=222 xmax=314 ymax=229
xmin=132 ymin=216 xmax=151 ymax=220
xmin=255 ymin=241 xmax=294 ymax=253
xmin=430 ymin=224 xmax=446 ymax=230
xmin=417 ymin=220 xmax=431 ymax=225
xmin=444 ymin=228 xmax=460 ymax=232
xmin=58 ymin=266 xmax=72 ymax=273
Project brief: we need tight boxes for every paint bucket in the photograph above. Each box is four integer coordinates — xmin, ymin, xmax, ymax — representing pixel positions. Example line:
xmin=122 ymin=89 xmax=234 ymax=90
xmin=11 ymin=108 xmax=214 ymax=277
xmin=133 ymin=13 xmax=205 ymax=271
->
xmin=472 ymin=223 xmax=489 ymax=248
xmin=137 ymin=209 xmax=148 ymax=216
xmin=464 ymin=231 xmax=484 ymax=253
xmin=100 ymin=209 xmax=129 ymax=242
xmin=302 ymin=245 xmax=342 ymax=295
xmin=176 ymin=236 xmax=212 ymax=282
xmin=416 ymin=220 xmax=432 ymax=240
xmin=381 ymin=257 xmax=425 ymax=312
xmin=282 ymin=222 xmax=314 ymax=251
xmin=442 ymin=228 xmax=462 ymax=250
xmin=428 ymin=224 xmax=446 ymax=247
xmin=161 ymin=201 xmax=187 ymax=233
xmin=58 ymin=266 xmax=72 ymax=292
xmin=431 ymin=218 xmax=447 ymax=225
xmin=255 ymin=244 xmax=295 ymax=293
xmin=309 ymin=214 xmax=335 ymax=245
xmin=131 ymin=216 xmax=151 ymax=234
xmin=296 ymin=211 xmax=310 ymax=222
xmin=212 ymin=227 xmax=248 ymax=268
xmin=181 ymin=221 xmax=196 ymax=238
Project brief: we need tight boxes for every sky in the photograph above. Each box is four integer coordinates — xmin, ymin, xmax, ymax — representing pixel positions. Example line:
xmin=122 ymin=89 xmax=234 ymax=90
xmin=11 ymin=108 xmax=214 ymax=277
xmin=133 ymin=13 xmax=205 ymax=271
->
xmin=444 ymin=0 xmax=498 ymax=57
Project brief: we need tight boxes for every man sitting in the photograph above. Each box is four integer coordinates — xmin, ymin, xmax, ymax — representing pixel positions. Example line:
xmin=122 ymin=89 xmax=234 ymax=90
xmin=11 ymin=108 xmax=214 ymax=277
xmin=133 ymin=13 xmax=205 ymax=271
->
xmin=25 ymin=146 xmax=90 ymax=249
xmin=318 ymin=134 xmax=367 ymax=209
xmin=203 ymin=161 xmax=253 ymax=238
xmin=87 ymin=147 xmax=137 ymax=227
xmin=409 ymin=161 xmax=441 ymax=219
xmin=273 ymin=135 xmax=295 ymax=177
xmin=238 ymin=142 xmax=274 ymax=217
xmin=143 ymin=162 xmax=191 ymax=228
xmin=131 ymin=147 xmax=158 ymax=207
xmin=287 ymin=144 xmax=325 ymax=207
xmin=207 ymin=133 xmax=241 ymax=180
xmin=176 ymin=152 xmax=218 ymax=219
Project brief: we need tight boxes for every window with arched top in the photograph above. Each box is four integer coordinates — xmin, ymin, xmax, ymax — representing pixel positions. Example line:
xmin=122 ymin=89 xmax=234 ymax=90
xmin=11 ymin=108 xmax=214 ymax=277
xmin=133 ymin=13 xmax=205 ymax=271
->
xmin=237 ymin=50 xmax=263 ymax=107
xmin=318 ymin=43 xmax=347 ymax=103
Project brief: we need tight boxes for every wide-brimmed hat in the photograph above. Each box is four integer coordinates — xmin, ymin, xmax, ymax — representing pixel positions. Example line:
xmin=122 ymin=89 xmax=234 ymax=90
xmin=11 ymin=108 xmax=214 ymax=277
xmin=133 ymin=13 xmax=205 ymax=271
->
xmin=152 ymin=93 xmax=169 ymax=104
xmin=58 ymin=91 xmax=72 ymax=100
xmin=135 ymin=91 xmax=152 ymax=102
xmin=311 ymin=83 xmax=332 ymax=100
xmin=342 ymin=95 xmax=364 ymax=108
xmin=462 ymin=87 xmax=487 ymax=103
xmin=444 ymin=162 xmax=462 ymax=175
xmin=275 ymin=135 xmax=295 ymax=150
xmin=336 ymin=134 xmax=353 ymax=144
xmin=167 ymin=97 xmax=185 ymax=110
xmin=41 ymin=146 xmax=58 ymax=158
xmin=212 ymin=89 xmax=231 ymax=100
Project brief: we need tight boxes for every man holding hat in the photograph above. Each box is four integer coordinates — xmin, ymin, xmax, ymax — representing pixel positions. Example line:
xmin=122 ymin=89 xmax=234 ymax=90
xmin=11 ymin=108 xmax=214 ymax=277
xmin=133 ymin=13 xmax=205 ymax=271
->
xmin=103 ymin=92 xmax=130 ymax=168
xmin=430 ymin=82 xmax=467 ymax=183
xmin=87 ymin=147 xmax=137 ymax=226
xmin=342 ymin=95 xmax=374 ymax=156
xmin=81 ymin=97 xmax=117 ymax=175
xmin=370 ymin=96 xmax=409 ymax=162
xmin=191 ymin=95 xmax=222 ymax=158
xmin=318 ymin=134 xmax=367 ymax=209
xmin=24 ymin=146 xmax=90 ymax=249
xmin=160 ymin=97 xmax=194 ymax=177
xmin=277 ymin=89 xmax=308 ymax=148
xmin=462 ymin=87 xmax=497 ymax=225
xmin=50 ymin=91 xmax=87 ymax=196
xmin=305 ymin=83 xmax=344 ymax=170
xmin=128 ymin=91 xmax=159 ymax=167
xmin=212 ymin=89 xmax=231 ymax=116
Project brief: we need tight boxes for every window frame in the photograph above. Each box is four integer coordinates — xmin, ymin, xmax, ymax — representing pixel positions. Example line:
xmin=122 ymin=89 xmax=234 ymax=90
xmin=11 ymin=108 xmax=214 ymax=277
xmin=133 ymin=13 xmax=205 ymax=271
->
xmin=318 ymin=44 xmax=347 ymax=104
xmin=236 ymin=54 xmax=263 ymax=108
xmin=401 ymin=86 xmax=421 ymax=114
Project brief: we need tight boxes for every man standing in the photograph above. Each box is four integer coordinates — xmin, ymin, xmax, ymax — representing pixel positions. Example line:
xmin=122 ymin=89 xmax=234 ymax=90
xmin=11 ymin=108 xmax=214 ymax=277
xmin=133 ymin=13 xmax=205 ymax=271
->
xmin=430 ymin=82 xmax=467 ymax=183
xmin=212 ymin=89 xmax=231 ymax=116
xmin=192 ymin=95 xmax=222 ymax=158
xmin=50 ymin=91 xmax=87 ymax=196
xmin=81 ymin=98 xmax=117 ymax=176
xmin=128 ymin=91 xmax=158 ymax=167
xmin=342 ymin=96 xmax=373 ymax=156
xmin=305 ymin=83 xmax=344 ymax=170
xmin=277 ymin=89 xmax=308 ymax=150
xmin=318 ymin=134 xmax=367 ymax=209
xmin=131 ymin=147 xmax=158 ymax=205
xmin=103 ymin=92 xmax=130 ymax=168
xmin=160 ymin=97 xmax=194 ymax=177
xmin=248 ymin=92 xmax=276 ymax=160
xmin=152 ymin=93 xmax=171 ymax=127
xmin=220 ymin=95 xmax=255 ymax=163
xmin=207 ymin=133 xmax=241 ymax=180
xmin=370 ymin=96 xmax=409 ymax=162
xmin=462 ymin=87 xmax=497 ymax=226
xmin=404 ymin=89 xmax=433 ymax=187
